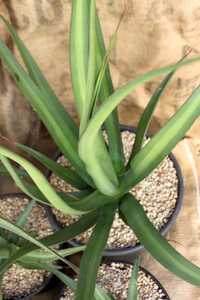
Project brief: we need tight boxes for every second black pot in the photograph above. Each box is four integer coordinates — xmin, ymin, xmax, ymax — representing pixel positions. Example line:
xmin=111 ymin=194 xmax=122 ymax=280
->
xmin=45 ymin=125 xmax=184 ymax=262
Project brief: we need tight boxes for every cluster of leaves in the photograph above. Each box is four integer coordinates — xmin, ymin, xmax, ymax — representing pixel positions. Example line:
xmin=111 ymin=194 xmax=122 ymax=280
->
xmin=0 ymin=0 xmax=200 ymax=299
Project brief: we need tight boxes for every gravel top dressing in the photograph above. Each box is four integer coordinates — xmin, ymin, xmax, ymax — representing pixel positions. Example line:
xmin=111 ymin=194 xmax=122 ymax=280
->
xmin=0 ymin=195 xmax=52 ymax=299
xmin=60 ymin=262 xmax=168 ymax=300
xmin=50 ymin=131 xmax=178 ymax=249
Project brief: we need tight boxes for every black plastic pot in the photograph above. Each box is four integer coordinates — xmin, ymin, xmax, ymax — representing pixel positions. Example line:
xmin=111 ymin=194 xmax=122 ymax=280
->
xmin=45 ymin=125 xmax=184 ymax=262
xmin=0 ymin=193 xmax=57 ymax=300
xmin=56 ymin=259 xmax=170 ymax=300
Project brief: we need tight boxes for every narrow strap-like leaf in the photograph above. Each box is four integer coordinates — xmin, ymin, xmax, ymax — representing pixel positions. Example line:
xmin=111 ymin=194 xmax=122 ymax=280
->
xmin=0 ymin=16 xmax=78 ymax=136
xmin=0 ymin=217 xmax=76 ymax=267
xmin=0 ymin=211 xmax=98 ymax=276
xmin=17 ymin=144 xmax=88 ymax=189
xmin=0 ymin=156 xmax=50 ymax=206
xmin=0 ymin=163 xmax=27 ymax=177
xmin=0 ymin=147 xmax=84 ymax=215
xmin=127 ymin=259 xmax=140 ymax=300
xmin=70 ymin=0 xmax=89 ymax=117
xmin=55 ymin=190 xmax=115 ymax=212
xmin=80 ymin=0 xmax=97 ymax=134
xmin=0 ymin=40 xmax=92 ymax=185
xmin=120 ymin=194 xmax=200 ymax=286
xmin=95 ymin=16 xmax=124 ymax=174
xmin=19 ymin=246 xmax=85 ymax=264
xmin=120 ymin=82 xmax=200 ymax=193
xmin=75 ymin=204 xmax=116 ymax=300
xmin=79 ymin=56 xmax=200 ymax=197
xmin=128 ymin=71 xmax=175 ymax=164
xmin=9 ymin=199 xmax=35 ymax=244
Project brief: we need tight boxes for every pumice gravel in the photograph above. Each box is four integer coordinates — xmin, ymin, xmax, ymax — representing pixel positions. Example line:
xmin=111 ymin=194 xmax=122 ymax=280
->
xmin=60 ymin=262 xmax=169 ymax=300
xmin=50 ymin=131 xmax=178 ymax=249
xmin=0 ymin=195 xmax=53 ymax=299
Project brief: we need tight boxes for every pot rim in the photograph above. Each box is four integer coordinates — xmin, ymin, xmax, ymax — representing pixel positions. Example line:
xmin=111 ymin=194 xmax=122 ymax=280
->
xmin=57 ymin=260 xmax=170 ymax=300
xmin=45 ymin=124 xmax=184 ymax=259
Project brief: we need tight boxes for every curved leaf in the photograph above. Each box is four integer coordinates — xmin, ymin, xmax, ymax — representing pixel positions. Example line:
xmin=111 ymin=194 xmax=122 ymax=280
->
xmin=0 ymin=146 xmax=84 ymax=215
xmin=120 ymin=194 xmax=200 ymax=286
xmin=120 ymin=82 xmax=200 ymax=193
xmin=0 ymin=210 xmax=98 ymax=275
xmin=20 ymin=246 xmax=85 ymax=264
xmin=79 ymin=56 xmax=200 ymax=196
xmin=94 ymin=16 xmax=124 ymax=174
xmin=0 ymin=16 xmax=78 ymax=136
xmin=17 ymin=144 xmax=88 ymax=189
xmin=0 ymin=156 xmax=50 ymax=206
xmin=128 ymin=70 xmax=175 ymax=163
xmin=0 ymin=217 xmax=75 ymax=267
xmin=0 ymin=39 xmax=92 ymax=185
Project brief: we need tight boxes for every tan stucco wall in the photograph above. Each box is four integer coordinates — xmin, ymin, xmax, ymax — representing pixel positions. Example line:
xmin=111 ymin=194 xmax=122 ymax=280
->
xmin=1 ymin=0 xmax=200 ymax=141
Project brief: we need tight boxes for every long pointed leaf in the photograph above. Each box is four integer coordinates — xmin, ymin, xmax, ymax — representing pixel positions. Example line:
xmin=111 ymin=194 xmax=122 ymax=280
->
xmin=20 ymin=246 xmax=85 ymax=264
xmin=0 ymin=146 xmax=84 ymax=215
xmin=128 ymin=71 xmax=175 ymax=163
xmin=0 ymin=16 xmax=78 ymax=136
xmin=0 ymin=156 xmax=50 ymax=206
xmin=80 ymin=0 xmax=97 ymax=134
xmin=120 ymin=194 xmax=200 ymax=286
xmin=9 ymin=198 xmax=35 ymax=244
xmin=70 ymin=0 xmax=89 ymax=117
xmin=17 ymin=144 xmax=88 ymax=189
xmin=0 ymin=211 xmax=98 ymax=275
xmin=120 ymin=82 xmax=200 ymax=193
xmin=79 ymin=56 xmax=200 ymax=196
xmin=0 ymin=217 xmax=76 ymax=267
xmin=0 ymin=163 xmax=27 ymax=177
xmin=95 ymin=16 xmax=124 ymax=174
xmin=75 ymin=204 xmax=116 ymax=300
xmin=127 ymin=259 xmax=140 ymax=300
xmin=0 ymin=39 xmax=92 ymax=185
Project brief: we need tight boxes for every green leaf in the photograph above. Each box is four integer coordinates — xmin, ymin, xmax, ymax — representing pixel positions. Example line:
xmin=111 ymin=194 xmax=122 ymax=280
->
xmin=71 ymin=1 xmax=118 ymax=191
xmin=75 ymin=204 xmax=116 ymax=300
xmin=80 ymin=0 xmax=97 ymax=134
xmin=19 ymin=246 xmax=85 ymax=264
xmin=128 ymin=71 xmax=175 ymax=164
xmin=9 ymin=198 xmax=35 ymax=244
xmin=0 ymin=211 xmax=98 ymax=275
xmin=21 ymin=260 xmax=113 ymax=300
xmin=17 ymin=144 xmax=88 ymax=189
xmin=120 ymin=82 xmax=200 ymax=193
xmin=0 ymin=217 xmax=77 ymax=268
xmin=56 ymin=190 xmax=115 ymax=212
xmin=0 ymin=147 xmax=84 ymax=215
xmin=79 ymin=56 xmax=200 ymax=197
xmin=0 ymin=16 xmax=78 ymax=136
xmin=95 ymin=16 xmax=124 ymax=174
xmin=0 ymin=156 xmax=50 ymax=206
xmin=70 ymin=0 xmax=89 ymax=118
xmin=0 ymin=163 xmax=27 ymax=177
xmin=0 ymin=38 xmax=92 ymax=185
xmin=127 ymin=259 xmax=140 ymax=300
xmin=120 ymin=194 xmax=200 ymax=286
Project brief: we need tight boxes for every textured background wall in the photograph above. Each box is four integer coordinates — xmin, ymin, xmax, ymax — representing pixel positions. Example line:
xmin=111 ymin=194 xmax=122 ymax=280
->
xmin=3 ymin=0 xmax=200 ymax=140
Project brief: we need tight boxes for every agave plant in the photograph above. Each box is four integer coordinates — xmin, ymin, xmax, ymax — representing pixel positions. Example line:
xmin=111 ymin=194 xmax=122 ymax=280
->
xmin=0 ymin=0 xmax=200 ymax=299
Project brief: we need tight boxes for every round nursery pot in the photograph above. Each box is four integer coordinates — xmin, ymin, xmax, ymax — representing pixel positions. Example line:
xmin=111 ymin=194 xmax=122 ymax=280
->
xmin=57 ymin=260 xmax=170 ymax=300
xmin=46 ymin=124 xmax=184 ymax=262
xmin=0 ymin=193 xmax=56 ymax=300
